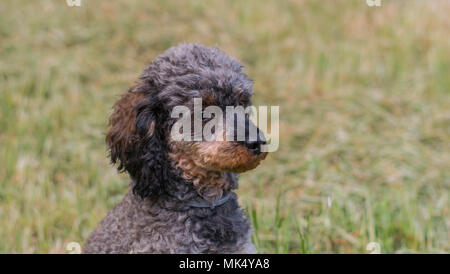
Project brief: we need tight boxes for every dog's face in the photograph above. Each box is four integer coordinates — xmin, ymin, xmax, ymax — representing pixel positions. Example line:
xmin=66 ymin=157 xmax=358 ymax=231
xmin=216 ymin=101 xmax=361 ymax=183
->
xmin=106 ymin=44 xmax=268 ymax=198
xmin=168 ymin=90 xmax=268 ymax=174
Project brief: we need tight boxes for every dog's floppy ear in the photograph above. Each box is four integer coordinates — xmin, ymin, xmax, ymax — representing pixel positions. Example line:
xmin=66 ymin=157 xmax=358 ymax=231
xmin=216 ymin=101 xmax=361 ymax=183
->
xmin=106 ymin=85 xmax=173 ymax=199
xmin=132 ymin=96 xmax=169 ymax=198
xmin=106 ymin=91 xmax=146 ymax=172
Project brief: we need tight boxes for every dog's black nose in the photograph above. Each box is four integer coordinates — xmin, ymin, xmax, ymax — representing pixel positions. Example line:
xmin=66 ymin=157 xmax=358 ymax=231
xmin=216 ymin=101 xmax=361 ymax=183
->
xmin=235 ymin=115 xmax=267 ymax=155
xmin=243 ymin=139 xmax=266 ymax=155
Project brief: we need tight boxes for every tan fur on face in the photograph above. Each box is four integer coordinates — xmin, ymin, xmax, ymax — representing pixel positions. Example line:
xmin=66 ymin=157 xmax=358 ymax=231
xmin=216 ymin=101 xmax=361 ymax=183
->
xmin=169 ymin=146 xmax=231 ymax=201
xmin=203 ymin=92 xmax=216 ymax=106
xmin=169 ymin=140 xmax=267 ymax=201
xmin=183 ymin=125 xmax=268 ymax=173
xmin=168 ymin=111 xmax=267 ymax=200
xmin=194 ymin=142 xmax=267 ymax=173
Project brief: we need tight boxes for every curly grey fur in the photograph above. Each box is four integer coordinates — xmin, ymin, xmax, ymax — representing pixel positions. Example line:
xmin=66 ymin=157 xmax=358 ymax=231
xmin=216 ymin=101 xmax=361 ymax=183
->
xmin=83 ymin=43 xmax=258 ymax=254
xmin=83 ymin=179 xmax=255 ymax=254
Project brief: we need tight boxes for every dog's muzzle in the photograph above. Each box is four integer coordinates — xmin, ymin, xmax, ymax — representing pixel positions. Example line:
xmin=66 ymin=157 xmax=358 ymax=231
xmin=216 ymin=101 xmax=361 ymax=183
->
xmin=235 ymin=116 xmax=266 ymax=155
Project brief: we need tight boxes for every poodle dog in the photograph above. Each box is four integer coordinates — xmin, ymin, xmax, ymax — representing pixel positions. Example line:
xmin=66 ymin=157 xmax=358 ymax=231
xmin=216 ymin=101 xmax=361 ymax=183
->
xmin=83 ymin=43 xmax=268 ymax=254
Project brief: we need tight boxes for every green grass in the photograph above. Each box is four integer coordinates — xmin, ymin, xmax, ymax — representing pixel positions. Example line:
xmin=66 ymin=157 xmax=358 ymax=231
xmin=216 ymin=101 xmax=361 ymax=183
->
xmin=0 ymin=0 xmax=449 ymax=253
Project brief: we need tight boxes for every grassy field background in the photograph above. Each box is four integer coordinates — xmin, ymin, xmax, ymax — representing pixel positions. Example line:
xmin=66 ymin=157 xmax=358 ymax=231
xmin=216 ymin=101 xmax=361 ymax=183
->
xmin=0 ymin=0 xmax=449 ymax=253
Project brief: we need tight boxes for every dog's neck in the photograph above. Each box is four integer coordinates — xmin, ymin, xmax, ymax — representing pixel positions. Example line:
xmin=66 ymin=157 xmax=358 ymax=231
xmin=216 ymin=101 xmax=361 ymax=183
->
xmin=168 ymin=152 xmax=237 ymax=203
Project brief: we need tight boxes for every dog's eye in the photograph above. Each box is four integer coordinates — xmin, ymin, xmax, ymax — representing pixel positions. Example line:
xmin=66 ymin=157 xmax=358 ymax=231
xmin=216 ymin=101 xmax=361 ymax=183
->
xmin=239 ymin=96 xmax=250 ymax=107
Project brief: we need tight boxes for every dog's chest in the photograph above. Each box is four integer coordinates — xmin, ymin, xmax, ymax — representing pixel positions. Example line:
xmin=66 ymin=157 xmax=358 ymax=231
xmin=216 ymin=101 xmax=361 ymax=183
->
xmin=129 ymin=204 xmax=252 ymax=254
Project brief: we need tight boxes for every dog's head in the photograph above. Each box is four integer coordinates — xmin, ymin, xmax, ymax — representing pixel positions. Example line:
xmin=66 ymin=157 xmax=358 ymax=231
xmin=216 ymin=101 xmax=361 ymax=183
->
xmin=106 ymin=44 xmax=268 ymax=199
